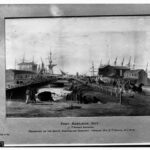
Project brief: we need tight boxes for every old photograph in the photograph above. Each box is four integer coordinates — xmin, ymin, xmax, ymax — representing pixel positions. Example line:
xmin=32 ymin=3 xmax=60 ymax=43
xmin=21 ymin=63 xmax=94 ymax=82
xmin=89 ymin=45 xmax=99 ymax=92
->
xmin=5 ymin=16 xmax=150 ymax=117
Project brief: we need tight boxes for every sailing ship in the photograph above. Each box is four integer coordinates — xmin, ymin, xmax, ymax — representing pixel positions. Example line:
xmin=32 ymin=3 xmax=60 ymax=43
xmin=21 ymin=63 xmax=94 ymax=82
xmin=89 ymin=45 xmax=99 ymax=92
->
xmin=6 ymin=51 xmax=58 ymax=90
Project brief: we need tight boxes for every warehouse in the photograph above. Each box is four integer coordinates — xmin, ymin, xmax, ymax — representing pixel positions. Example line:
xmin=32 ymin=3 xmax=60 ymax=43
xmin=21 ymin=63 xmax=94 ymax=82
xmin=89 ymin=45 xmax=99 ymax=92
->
xmin=98 ymin=65 xmax=130 ymax=78
xmin=124 ymin=69 xmax=148 ymax=85
xmin=6 ymin=69 xmax=36 ymax=86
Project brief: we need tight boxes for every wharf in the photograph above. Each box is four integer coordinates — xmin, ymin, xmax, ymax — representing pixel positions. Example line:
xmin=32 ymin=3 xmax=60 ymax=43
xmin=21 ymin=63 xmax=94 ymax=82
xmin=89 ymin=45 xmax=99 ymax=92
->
xmin=6 ymin=75 xmax=58 ymax=91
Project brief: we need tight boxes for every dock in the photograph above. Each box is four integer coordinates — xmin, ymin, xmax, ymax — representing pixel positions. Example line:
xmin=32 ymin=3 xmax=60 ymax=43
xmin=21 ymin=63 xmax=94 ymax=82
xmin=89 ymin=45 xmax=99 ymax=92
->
xmin=6 ymin=75 xmax=58 ymax=91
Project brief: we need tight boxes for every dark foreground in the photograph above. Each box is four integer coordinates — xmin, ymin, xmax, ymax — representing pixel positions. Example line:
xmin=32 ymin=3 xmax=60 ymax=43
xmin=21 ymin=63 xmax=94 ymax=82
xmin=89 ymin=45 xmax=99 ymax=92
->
xmin=6 ymin=93 xmax=150 ymax=117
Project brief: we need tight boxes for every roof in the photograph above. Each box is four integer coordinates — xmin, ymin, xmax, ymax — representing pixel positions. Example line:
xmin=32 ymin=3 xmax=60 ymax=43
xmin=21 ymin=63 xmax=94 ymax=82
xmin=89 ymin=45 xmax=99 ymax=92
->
xmin=99 ymin=65 xmax=129 ymax=70
xmin=99 ymin=65 xmax=110 ymax=69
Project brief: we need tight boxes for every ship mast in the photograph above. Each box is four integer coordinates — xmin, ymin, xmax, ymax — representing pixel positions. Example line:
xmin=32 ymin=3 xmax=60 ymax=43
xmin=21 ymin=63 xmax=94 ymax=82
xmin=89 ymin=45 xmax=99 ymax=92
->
xmin=114 ymin=57 xmax=118 ymax=66
xmin=40 ymin=57 xmax=45 ymax=74
xmin=48 ymin=51 xmax=57 ymax=74
xmin=90 ymin=61 xmax=97 ymax=76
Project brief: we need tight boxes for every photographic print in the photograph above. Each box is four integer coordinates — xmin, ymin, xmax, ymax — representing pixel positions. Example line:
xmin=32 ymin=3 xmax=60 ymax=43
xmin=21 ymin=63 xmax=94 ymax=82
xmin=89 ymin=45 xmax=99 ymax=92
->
xmin=5 ymin=16 xmax=150 ymax=118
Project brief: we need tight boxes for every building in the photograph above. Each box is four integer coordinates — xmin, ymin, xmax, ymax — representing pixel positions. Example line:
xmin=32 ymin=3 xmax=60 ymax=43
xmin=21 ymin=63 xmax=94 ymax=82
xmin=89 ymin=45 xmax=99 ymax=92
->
xmin=6 ymin=69 xmax=37 ymax=86
xmin=98 ymin=65 xmax=130 ymax=79
xmin=124 ymin=69 xmax=148 ymax=85
xmin=18 ymin=61 xmax=37 ymax=73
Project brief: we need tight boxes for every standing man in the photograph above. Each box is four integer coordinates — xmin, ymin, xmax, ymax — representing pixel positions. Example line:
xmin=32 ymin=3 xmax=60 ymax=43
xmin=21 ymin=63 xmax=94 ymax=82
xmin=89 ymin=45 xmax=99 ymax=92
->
xmin=31 ymin=87 xmax=37 ymax=103
xmin=25 ymin=87 xmax=31 ymax=104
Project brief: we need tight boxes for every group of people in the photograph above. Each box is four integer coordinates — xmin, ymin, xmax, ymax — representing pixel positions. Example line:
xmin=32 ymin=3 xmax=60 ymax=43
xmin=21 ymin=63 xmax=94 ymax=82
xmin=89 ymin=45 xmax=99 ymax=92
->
xmin=87 ymin=77 xmax=144 ymax=98
xmin=112 ymin=79 xmax=145 ymax=98
xmin=66 ymin=77 xmax=145 ymax=105
xmin=25 ymin=87 xmax=37 ymax=104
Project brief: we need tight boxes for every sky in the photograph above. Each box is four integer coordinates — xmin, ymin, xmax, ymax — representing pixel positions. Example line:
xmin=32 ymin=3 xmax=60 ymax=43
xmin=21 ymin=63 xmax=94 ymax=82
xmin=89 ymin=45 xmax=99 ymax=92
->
xmin=5 ymin=16 xmax=150 ymax=76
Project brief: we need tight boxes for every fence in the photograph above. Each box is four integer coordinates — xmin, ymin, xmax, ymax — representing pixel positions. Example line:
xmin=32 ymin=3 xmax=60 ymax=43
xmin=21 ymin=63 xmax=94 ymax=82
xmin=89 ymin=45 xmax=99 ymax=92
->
xmin=89 ymin=83 xmax=123 ymax=104
xmin=72 ymin=77 xmax=123 ymax=104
